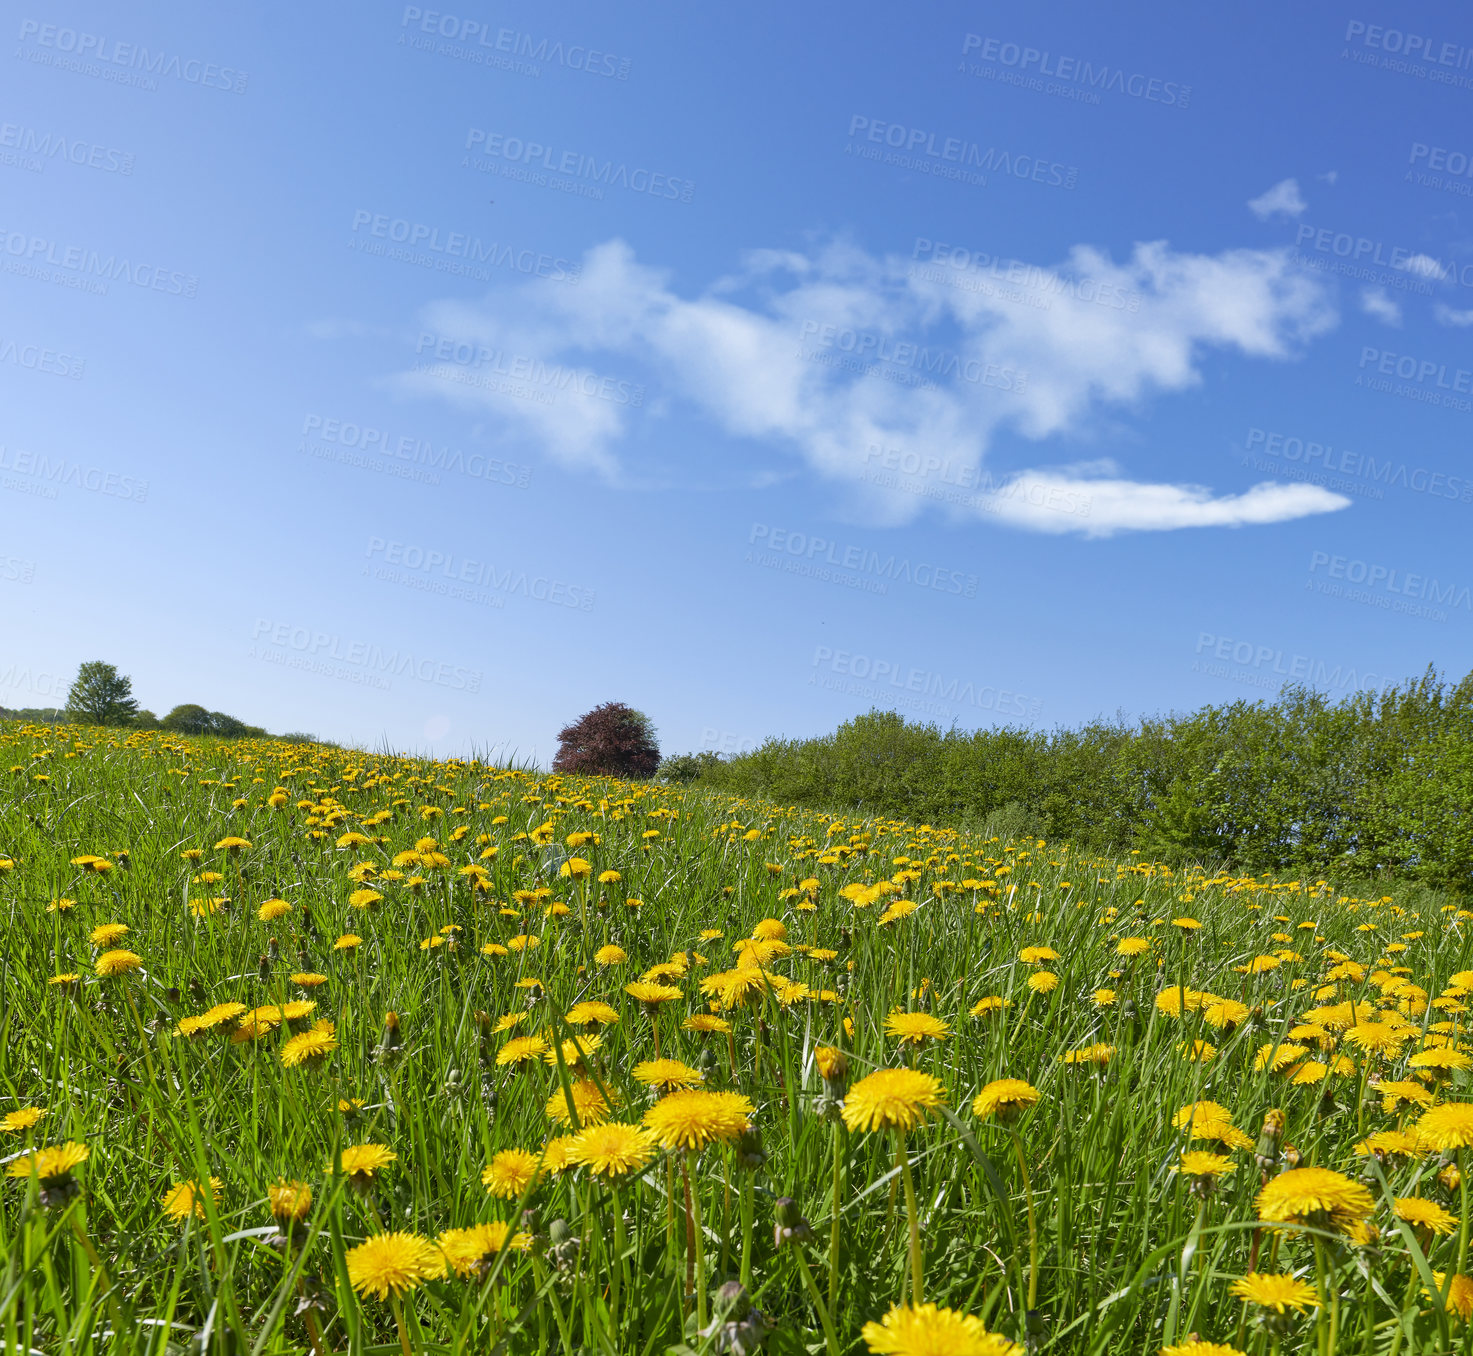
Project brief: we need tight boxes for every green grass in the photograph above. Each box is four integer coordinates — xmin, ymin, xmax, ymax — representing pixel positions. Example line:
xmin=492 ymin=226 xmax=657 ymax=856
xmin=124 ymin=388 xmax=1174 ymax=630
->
xmin=0 ymin=719 xmax=1470 ymax=1354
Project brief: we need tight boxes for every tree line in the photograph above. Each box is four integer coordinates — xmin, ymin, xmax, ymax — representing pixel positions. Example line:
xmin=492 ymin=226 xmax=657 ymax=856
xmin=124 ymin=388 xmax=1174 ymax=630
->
xmin=676 ymin=666 xmax=1473 ymax=892
xmin=0 ymin=660 xmax=315 ymax=741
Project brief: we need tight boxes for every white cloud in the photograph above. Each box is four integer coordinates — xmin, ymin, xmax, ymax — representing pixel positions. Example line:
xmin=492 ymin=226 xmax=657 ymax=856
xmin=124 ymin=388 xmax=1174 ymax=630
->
xmin=1247 ymin=178 xmax=1307 ymax=220
xmin=1360 ymin=287 xmax=1402 ymax=326
xmin=397 ymin=234 xmax=1342 ymax=535
xmin=974 ymin=468 xmax=1349 ymax=537
xmin=1434 ymin=303 xmax=1473 ymax=327
xmin=1397 ymin=253 xmax=1447 ymax=280
xmin=1317 ymin=170 xmax=1338 ymax=186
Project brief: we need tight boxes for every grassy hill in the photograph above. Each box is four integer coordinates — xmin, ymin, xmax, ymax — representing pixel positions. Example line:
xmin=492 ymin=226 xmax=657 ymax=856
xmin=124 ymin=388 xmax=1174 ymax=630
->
xmin=1 ymin=719 xmax=1469 ymax=1353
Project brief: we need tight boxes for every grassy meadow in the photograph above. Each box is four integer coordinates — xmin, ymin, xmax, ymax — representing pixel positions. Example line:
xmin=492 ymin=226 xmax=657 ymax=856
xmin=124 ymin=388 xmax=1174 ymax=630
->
xmin=3 ymin=720 xmax=1473 ymax=1354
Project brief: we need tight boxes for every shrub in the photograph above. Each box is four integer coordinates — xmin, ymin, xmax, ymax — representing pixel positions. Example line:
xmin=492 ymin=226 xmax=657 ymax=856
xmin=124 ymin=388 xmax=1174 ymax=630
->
xmin=553 ymin=703 xmax=660 ymax=779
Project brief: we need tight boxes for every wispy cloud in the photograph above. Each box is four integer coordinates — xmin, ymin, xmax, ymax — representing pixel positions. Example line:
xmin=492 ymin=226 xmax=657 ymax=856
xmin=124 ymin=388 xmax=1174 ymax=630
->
xmin=1247 ymin=178 xmax=1307 ymax=220
xmin=1360 ymin=287 xmax=1402 ymax=326
xmin=396 ymin=234 xmax=1346 ymax=536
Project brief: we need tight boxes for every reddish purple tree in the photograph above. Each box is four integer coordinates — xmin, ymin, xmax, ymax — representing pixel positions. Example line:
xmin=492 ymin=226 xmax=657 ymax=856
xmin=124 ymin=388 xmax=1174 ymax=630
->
xmin=552 ymin=702 xmax=661 ymax=778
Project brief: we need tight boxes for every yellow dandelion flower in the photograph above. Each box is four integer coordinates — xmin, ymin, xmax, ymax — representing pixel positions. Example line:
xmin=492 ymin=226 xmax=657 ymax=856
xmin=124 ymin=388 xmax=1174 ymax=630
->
xmin=884 ymin=1011 xmax=951 ymax=1046
xmin=95 ymin=949 xmax=142 ymax=978
xmin=497 ymin=1035 xmax=549 ymax=1067
xmin=438 ymin=1222 xmax=530 ymax=1277
xmin=972 ymin=1079 xmax=1040 ymax=1123
xmin=644 ymin=1089 xmax=754 ymax=1150
xmin=162 ymin=1177 xmax=223 ymax=1223
xmin=546 ymin=1078 xmax=618 ymax=1129
xmin=1417 ymin=1102 xmax=1473 ymax=1152
xmin=568 ymin=1121 xmax=659 ymax=1176
xmin=861 ymin=1301 xmax=1021 ymax=1355
xmin=1256 ymin=1166 xmax=1374 ymax=1236
xmin=1396 ymin=1196 xmax=1458 ymax=1235
xmin=345 ymin=1232 xmax=446 ymax=1299
xmin=842 ymin=1069 xmax=945 ymax=1134
xmin=333 ymin=1143 xmax=397 ymax=1181
xmin=1228 ymin=1272 xmax=1318 ymax=1313
xmin=632 ymin=1058 xmax=704 ymax=1092
xmin=281 ymin=1021 xmax=338 ymax=1069
xmin=6 ymin=1141 xmax=88 ymax=1187
xmin=268 ymin=1180 xmax=312 ymax=1222
xmin=482 ymin=1148 xmax=541 ymax=1199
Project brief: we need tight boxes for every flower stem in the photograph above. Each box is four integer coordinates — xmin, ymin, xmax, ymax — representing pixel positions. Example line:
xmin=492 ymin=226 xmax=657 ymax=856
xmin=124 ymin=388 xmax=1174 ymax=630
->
xmin=828 ymin=1120 xmax=844 ymax=1315
xmin=795 ymin=1248 xmax=842 ymax=1356
xmin=390 ymin=1294 xmax=412 ymax=1356
xmin=897 ymin=1131 xmax=923 ymax=1306
xmin=740 ymin=1171 xmax=755 ymax=1290
xmin=688 ymin=1154 xmax=708 ymax=1330
xmin=1460 ymin=1148 xmax=1470 ymax=1279
xmin=1010 ymin=1126 xmax=1039 ymax=1311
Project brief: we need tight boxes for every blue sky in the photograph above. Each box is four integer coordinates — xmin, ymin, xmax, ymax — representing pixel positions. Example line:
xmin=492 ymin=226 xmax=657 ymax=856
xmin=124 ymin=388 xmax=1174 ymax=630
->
xmin=4 ymin=0 xmax=1473 ymax=761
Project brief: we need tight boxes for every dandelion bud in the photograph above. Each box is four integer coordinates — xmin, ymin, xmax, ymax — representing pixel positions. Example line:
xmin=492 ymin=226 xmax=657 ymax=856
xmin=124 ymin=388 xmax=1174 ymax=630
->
xmin=712 ymin=1281 xmax=751 ymax=1324
xmin=548 ymin=1217 xmax=580 ymax=1271
xmin=773 ymin=1196 xmax=814 ymax=1249
xmin=378 ymin=1010 xmax=402 ymax=1064
xmin=1282 ymin=1143 xmax=1301 ymax=1169
xmin=815 ymin=1046 xmax=848 ymax=1091
xmin=1440 ymin=1162 xmax=1462 ymax=1195
xmin=268 ymin=936 xmax=280 ymax=961
xmin=735 ymin=1125 xmax=766 ymax=1173
xmin=258 ymin=953 xmax=271 ymax=980
xmin=1256 ymin=1108 xmax=1285 ymax=1168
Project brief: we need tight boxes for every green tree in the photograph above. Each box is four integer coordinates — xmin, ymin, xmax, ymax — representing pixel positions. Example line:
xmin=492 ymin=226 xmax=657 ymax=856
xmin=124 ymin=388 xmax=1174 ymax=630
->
xmin=65 ymin=661 xmax=140 ymax=726
xmin=162 ymin=703 xmax=212 ymax=734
